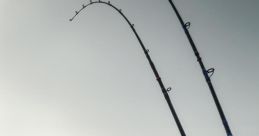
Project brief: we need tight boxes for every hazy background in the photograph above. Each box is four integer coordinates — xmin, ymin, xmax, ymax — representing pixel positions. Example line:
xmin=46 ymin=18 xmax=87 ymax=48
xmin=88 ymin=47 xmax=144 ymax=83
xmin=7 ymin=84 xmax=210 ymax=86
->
xmin=1 ymin=0 xmax=258 ymax=136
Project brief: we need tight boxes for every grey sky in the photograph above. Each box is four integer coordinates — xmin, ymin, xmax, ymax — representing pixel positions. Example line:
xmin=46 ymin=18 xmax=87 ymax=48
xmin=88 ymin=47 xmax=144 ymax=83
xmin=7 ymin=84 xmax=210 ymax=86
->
xmin=1 ymin=0 xmax=258 ymax=136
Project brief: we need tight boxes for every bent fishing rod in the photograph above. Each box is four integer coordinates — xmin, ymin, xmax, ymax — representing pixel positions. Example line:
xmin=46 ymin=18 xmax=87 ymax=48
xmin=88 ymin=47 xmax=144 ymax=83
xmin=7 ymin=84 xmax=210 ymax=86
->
xmin=167 ymin=0 xmax=233 ymax=135
xmin=70 ymin=1 xmax=186 ymax=135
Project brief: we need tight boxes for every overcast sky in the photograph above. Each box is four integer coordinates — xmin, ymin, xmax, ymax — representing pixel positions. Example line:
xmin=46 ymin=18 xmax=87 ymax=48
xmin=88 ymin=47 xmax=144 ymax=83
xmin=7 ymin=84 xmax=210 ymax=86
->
xmin=1 ymin=0 xmax=259 ymax=136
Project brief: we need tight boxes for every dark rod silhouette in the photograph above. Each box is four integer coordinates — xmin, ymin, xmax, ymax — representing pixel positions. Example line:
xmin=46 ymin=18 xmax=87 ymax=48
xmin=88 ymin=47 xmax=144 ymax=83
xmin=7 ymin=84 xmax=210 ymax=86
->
xmin=167 ymin=0 xmax=233 ymax=135
xmin=70 ymin=1 xmax=186 ymax=136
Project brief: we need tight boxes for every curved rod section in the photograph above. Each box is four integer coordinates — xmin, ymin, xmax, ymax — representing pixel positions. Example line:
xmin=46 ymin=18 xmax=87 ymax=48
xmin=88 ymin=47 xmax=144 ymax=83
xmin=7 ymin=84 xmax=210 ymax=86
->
xmin=70 ymin=1 xmax=186 ymax=136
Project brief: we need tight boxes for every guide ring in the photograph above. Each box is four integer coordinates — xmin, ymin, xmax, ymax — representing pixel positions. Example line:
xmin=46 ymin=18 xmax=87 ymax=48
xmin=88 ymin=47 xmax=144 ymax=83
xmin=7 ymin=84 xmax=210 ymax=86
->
xmin=207 ymin=68 xmax=215 ymax=77
xmin=185 ymin=22 xmax=191 ymax=29
xmin=167 ymin=87 xmax=172 ymax=92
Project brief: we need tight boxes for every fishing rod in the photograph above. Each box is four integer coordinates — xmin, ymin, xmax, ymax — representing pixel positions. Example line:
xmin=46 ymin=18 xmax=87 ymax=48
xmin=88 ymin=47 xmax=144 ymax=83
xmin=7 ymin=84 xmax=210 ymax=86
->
xmin=70 ymin=1 xmax=186 ymax=135
xmin=167 ymin=0 xmax=233 ymax=135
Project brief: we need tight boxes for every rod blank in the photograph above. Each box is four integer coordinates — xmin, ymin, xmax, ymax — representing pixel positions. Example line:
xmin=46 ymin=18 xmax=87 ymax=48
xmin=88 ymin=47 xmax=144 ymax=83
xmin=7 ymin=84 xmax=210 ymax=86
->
xmin=70 ymin=1 xmax=187 ymax=135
